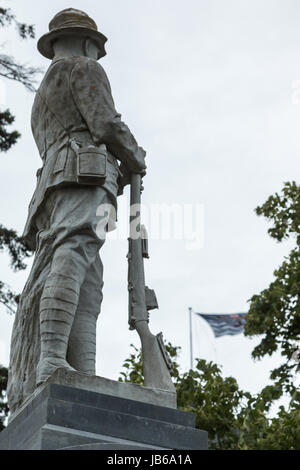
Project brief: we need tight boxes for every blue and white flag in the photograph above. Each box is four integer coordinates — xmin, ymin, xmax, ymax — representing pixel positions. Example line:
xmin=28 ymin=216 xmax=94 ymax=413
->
xmin=195 ymin=313 xmax=247 ymax=338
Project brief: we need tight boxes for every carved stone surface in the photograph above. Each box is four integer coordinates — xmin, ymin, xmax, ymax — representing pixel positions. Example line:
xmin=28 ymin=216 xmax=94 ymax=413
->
xmin=7 ymin=8 xmax=147 ymax=413
xmin=9 ymin=368 xmax=177 ymax=424
xmin=0 ymin=382 xmax=207 ymax=450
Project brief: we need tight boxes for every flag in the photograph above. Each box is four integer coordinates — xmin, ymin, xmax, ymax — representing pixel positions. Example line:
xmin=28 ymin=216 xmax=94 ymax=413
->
xmin=195 ymin=313 xmax=247 ymax=338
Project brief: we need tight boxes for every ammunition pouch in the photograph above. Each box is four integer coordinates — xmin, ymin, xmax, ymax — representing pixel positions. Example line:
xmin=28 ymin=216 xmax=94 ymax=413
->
xmin=71 ymin=139 xmax=107 ymax=185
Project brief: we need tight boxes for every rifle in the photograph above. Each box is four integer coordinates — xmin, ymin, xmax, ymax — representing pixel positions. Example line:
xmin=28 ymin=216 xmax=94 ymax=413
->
xmin=127 ymin=173 xmax=175 ymax=392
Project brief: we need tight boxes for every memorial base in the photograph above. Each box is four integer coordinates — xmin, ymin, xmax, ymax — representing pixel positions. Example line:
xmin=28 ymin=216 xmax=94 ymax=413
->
xmin=0 ymin=371 xmax=208 ymax=450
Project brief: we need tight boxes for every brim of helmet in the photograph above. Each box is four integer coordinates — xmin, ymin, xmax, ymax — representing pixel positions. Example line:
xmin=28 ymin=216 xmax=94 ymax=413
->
xmin=37 ymin=26 xmax=107 ymax=60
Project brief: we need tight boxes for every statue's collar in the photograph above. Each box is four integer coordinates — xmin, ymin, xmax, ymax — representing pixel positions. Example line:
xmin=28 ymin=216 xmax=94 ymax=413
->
xmin=51 ymin=56 xmax=83 ymax=66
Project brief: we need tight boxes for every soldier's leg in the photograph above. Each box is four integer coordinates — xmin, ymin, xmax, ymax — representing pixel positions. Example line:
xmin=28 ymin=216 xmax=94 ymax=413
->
xmin=67 ymin=253 xmax=104 ymax=374
xmin=37 ymin=186 xmax=112 ymax=385
xmin=37 ymin=235 xmax=102 ymax=383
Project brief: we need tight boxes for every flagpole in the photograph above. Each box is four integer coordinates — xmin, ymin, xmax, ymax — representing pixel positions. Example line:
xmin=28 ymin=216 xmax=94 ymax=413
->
xmin=189 ymin=307 xmax=193 ymax=370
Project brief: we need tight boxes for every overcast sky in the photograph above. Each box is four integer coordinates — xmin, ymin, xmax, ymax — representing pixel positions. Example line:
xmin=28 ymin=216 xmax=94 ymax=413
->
xmin=0 ymin=0 xmax=299 ymax=406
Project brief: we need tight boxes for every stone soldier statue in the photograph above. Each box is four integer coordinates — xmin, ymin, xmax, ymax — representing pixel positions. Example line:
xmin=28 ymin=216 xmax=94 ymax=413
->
xmin=7 ymin=8 xmax=146 ymax=412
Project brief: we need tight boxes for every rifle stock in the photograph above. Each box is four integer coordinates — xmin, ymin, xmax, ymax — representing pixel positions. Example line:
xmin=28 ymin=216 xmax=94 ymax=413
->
xmin=127 ymin=173 xmax=175 ymax=392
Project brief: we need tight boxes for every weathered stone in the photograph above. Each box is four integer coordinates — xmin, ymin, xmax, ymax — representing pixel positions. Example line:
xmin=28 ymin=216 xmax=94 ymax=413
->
xmin=9 ymin=369 xmax=178 ymax=424
xmin=6 ymin=8 xmax=150 ymax=414
xmin=0 ymin=383 xmax=208 ymax=450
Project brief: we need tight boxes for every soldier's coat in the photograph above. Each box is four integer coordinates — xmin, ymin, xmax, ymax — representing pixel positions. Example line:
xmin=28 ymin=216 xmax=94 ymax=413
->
xmin=24 ymin=56 xmax=142 ymax=249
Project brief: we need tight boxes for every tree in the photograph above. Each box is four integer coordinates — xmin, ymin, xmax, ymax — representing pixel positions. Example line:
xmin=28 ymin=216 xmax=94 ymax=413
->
xmin=245 ymin=182 xmax=300 ymax=396
xmin=0 ymin=4 xmax=38 ymax=314
xmin=119 ymin=341 xmax=300 ymax=449
xmin=0 ymin=7 xmax=41 ymax=156
xmin=0 ymin=7 xmax=39 ymax=91
xmin=0 ymin=225 xmax=31 ymax=314
xmin=119 ymin=343 xmax=251 ymax=449
xmin=0 ymin=4 xmax=39 ymax=429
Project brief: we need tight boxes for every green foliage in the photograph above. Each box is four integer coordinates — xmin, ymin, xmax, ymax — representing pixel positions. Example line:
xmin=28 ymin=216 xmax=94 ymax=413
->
xmin=175 ymin=359 xmax=249 ymax=449
xmin=0 ymin=110 xmax=20 ymax=152
xmin=0 ymin=224 xmax=31 ymax=271
xmin=118 ymin=344 xmax=144 ymax=385
xmin=0 ymin=223 xmax=31 ymax=314
xmin=118 ymin=342 xmax=181 ymax=385
xmin=255 ymin=181 xmax=299 ymax=242
xmin=245 ymin=182 xmax=300 ymax=395
xmin=0 ymin=365 xmax=8 ymax=432
xmin=119 ymin=183 xmax=300 ymax=449
xmin=237 ymin=387 xmax=300 ymax=450
xmin=119 ymin=342 xmax=300 ymax=450
xmin=119 ymin=343 xmax=248 ymax=449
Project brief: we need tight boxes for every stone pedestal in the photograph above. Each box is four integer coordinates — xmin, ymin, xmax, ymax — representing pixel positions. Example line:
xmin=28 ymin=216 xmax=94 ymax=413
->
xmin=0 ymin=370 xmax=207 ymax=450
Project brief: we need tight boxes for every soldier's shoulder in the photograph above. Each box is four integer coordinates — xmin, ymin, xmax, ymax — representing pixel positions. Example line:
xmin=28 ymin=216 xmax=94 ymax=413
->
xmin=70 ymin=57 xmax=107 ymax=78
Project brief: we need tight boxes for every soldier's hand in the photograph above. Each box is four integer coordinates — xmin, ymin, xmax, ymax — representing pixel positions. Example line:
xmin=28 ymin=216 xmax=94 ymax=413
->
xmin=118 ymin=147 xmax=147 ymax=194
xmin=134 ymin=146 xmax=147 ymax=176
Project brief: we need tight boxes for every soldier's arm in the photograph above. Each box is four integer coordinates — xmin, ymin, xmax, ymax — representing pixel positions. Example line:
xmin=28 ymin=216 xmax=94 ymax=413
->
xmin=70 ymin=58 xmax=146 ymax=174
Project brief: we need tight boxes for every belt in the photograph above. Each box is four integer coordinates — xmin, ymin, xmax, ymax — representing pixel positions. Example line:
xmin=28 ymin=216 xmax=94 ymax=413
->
xmin=43 ymin=134 xmax=120 ymax=172
xmin=44 ymin=131 xmax=117 ymax=159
